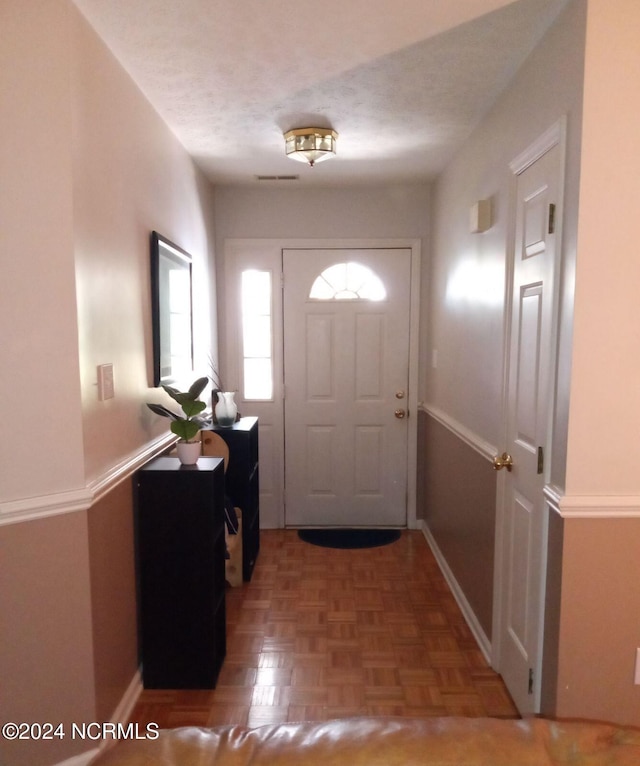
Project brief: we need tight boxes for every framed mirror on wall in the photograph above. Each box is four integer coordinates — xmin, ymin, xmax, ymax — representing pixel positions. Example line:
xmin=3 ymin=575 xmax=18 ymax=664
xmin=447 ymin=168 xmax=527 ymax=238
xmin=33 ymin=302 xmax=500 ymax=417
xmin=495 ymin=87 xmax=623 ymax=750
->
xmin=150 ymin=231 xmax=194 ymax=387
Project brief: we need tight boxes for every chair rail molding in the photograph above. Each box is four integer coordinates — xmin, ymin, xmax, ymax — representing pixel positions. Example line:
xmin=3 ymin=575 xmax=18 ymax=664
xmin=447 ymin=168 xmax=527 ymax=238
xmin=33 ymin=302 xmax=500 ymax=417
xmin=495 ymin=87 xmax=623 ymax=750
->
xmin=88 ymin=433 xmax=177 ymax=503
xmin=0 ymin=486 xmax=92 ymax=527
xmin=559 ymin=493 xmax=640 ymax=519
xmin=0 ymin=433 xmax=176 ymax=527
xmin=420 ymin=402 xmax=497 ymax=463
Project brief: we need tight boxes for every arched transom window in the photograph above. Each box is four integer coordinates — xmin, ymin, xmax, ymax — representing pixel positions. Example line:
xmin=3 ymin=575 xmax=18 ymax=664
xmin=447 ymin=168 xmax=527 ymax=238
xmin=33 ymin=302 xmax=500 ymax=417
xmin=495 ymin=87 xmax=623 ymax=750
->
xmin=309 ymin=262 xmax=387 ymax=301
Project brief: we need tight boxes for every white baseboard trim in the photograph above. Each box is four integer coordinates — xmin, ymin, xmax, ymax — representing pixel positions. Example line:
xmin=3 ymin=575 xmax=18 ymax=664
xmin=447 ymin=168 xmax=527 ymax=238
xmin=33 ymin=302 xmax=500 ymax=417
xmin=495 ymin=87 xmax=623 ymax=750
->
xmin=0 ymin=435 xmax=175 ymax=527
xmin=110 ymin=668 xmax=144 ymax=732
xmin=418 ymin=519 xmax=492 ymax=664
xmin=53 ymin=669 xmax=142 ymax=766
xmin=419 ymin=403 xmax=497 ymax=463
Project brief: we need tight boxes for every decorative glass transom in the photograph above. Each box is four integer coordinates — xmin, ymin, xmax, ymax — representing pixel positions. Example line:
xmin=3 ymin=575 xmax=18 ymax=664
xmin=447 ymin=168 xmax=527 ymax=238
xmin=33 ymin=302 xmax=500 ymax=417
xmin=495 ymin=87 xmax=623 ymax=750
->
xmin=309 ymin=262 xmax=387 ymax=301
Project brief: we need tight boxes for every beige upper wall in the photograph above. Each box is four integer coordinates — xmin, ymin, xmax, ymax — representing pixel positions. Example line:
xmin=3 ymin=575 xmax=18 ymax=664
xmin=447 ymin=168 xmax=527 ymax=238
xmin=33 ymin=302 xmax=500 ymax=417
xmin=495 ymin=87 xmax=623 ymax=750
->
xmin=72 ymin=8 xmax=217 ymax=485
xmin=0 ymin=0 xmax=86 ymax=504
xmin=565 ymin=0 xmax=640 ymax=496
xmin=1 ymin=0 xmax=218 ymax=504
xmin=426 ymin=0 xmax=584 ymax=471
xmin=213 ymin=184 xmax=431 ymax=244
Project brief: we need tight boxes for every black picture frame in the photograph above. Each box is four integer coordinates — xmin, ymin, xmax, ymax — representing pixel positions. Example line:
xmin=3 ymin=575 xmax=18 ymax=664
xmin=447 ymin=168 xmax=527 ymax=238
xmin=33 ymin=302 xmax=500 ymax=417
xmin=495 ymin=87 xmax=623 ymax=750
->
xmin=150 ymin=231 xmax=194 ymax=387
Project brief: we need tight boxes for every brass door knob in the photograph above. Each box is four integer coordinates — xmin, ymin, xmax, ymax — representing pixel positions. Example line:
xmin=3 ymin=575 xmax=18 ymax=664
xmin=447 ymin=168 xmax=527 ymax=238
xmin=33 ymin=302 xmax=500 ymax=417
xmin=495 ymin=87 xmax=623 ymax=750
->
xmin=493 ymin=452 xmax=513 ymax=471
xmin=395 ymin=409 xmax=406 ymax=419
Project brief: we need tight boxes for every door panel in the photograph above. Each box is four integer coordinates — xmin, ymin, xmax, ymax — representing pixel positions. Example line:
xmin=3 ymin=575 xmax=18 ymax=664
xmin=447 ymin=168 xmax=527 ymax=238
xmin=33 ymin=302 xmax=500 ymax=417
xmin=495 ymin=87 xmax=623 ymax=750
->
xmin=506 ymin=492 xmax=533 ymax=666
xmin=283 ymin=248 xmax=411 ymax=527
xmin=515 ymin=285 xmax=542 ymax=454
xmin=306 ymin=314 xmax=334 ymax=398
xmin=355 ymin=426 xmax=383 ymax=494
xmin=356 ymin=314 xmax=385 ymax=398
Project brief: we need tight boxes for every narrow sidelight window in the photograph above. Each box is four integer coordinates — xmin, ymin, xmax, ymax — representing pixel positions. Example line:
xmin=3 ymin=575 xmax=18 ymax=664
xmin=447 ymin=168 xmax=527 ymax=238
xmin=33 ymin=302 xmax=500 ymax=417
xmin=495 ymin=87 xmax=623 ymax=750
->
xmin=241 ymin=270 xmax=273 ymax=400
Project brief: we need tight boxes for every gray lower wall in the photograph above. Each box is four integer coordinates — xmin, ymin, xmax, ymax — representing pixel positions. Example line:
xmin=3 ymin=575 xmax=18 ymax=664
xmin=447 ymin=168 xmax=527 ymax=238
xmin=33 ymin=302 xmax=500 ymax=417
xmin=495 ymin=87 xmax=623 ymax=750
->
xmin=418 ymin=410 xmax=496 ymax=640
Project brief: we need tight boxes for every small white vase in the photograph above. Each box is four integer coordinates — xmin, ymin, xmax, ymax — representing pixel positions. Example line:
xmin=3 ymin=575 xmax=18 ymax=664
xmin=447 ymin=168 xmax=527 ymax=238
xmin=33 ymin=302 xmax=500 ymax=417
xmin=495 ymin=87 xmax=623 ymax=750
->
xmin=215 ymin=391 xmax=238 ymax=427
xmin=176 ymin=440 xmax=201 ymax=465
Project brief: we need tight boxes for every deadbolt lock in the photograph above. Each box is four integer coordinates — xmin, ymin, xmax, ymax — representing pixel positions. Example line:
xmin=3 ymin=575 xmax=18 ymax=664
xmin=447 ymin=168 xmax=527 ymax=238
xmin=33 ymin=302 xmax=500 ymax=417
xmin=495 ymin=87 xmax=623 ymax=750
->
xmin=395 ymin=390 xmax=406 ymax=399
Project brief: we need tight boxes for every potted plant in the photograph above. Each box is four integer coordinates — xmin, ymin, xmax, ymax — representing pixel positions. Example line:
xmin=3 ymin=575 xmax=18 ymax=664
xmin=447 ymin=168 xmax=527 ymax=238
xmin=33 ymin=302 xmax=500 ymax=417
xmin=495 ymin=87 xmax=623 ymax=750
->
xmin=147 ymin=376 xmax=208 ymax=465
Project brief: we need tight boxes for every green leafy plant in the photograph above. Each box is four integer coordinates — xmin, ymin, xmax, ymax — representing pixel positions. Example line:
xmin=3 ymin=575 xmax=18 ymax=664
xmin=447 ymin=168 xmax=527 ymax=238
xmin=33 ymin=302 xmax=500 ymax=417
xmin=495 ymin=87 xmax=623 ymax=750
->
xmin=147 ymin=376 xmax=208 ymax=442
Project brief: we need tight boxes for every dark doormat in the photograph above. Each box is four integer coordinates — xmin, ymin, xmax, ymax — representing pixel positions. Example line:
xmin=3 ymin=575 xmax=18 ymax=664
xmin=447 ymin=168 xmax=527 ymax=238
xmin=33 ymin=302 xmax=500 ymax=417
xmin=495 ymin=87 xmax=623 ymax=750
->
xmin=297 ymin=528 xmax=401 ymax=550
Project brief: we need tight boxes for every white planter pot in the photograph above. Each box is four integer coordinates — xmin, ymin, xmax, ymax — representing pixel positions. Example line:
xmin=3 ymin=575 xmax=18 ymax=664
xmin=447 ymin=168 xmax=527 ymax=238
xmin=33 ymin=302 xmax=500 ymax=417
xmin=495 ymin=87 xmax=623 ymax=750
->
xmin=176 ymin=440 xmax=201 ymax=465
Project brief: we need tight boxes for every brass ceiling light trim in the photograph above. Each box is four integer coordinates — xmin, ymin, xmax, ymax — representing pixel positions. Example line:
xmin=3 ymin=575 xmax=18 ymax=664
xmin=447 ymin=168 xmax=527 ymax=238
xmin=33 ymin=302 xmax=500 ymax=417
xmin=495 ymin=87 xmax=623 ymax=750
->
xmin=284 ymin=127 xmax=338 ymax=167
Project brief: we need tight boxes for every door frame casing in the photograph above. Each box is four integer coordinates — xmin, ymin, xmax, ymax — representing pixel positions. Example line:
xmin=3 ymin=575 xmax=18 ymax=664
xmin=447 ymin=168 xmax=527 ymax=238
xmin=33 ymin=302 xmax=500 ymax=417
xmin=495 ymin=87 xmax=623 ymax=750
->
xmin=492 ymin=118 xmax=567 ymax=711
xmin=222 ymin=238 xmax=421 ymax=530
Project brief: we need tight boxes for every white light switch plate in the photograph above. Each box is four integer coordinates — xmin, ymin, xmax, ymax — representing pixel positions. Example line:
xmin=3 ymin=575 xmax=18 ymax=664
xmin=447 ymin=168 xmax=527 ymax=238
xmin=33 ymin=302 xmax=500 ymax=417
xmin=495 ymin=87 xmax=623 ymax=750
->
xmin=97 ymin=364 xmax=115 ymax=400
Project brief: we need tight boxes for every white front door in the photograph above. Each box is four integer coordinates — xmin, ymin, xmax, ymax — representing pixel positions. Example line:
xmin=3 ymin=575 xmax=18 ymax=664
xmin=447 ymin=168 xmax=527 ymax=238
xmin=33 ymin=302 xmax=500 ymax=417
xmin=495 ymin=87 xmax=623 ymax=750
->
xmin=497 ymin=124 xmax=564 ymax=714
xmin=283 ymin=248 xmax=412 ymax=527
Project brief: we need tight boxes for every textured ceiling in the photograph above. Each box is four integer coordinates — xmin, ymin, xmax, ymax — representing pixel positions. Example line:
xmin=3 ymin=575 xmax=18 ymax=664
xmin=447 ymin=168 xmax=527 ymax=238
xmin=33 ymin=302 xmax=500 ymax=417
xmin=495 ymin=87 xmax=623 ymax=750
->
xmin=73 ymin=0 xmax=567 ymax=187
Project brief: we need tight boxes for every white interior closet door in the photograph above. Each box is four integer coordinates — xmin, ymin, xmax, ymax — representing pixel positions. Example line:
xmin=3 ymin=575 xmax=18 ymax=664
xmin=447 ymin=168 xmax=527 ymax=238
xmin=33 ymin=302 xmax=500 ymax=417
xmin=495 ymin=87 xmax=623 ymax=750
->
xmin=496 ymin=123 xmax=564 ymax=715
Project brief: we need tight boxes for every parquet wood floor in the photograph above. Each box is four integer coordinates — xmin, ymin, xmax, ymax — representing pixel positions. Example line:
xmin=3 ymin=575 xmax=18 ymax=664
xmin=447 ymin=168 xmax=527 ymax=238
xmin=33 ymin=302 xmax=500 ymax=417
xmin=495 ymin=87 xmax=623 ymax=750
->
xmin=129 ymin=529 xmax=518 ymax=728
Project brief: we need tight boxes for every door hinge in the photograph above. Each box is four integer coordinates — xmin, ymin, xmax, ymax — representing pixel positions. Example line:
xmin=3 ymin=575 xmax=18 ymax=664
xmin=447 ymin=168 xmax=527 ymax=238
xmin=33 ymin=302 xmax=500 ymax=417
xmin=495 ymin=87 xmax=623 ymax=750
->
xmin=537 ymin=446 xmax=544 ymax=475
xmin=528 ymin=668 xmax=534 ymax=695
xmin=280 ymin=272 xmax=285 ymax=289
xmin=548 ymin=203 xmax=556 ymax=234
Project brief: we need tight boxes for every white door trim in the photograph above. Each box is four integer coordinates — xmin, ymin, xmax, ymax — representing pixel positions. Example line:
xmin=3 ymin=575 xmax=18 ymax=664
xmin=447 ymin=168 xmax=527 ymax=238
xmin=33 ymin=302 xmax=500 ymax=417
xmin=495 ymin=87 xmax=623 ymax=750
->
xmin=222 ymin=238 xmax=421 ymax=530
xmin=491 ymin=118 xmax=567 ymax=708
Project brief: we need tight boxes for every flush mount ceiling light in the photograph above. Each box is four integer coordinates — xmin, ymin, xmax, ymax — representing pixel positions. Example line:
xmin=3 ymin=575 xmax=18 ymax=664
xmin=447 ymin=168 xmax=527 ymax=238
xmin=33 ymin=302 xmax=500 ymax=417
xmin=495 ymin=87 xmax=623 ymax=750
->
xmin=284 ymin=127 xmax=338 ymax=167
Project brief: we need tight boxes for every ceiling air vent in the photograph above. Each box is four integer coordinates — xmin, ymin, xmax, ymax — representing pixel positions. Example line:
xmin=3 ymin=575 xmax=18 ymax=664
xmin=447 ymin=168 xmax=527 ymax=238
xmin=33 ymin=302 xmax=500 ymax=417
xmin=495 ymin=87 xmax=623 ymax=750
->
xmin=255 ymin=175 xmax=300 ymax=182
